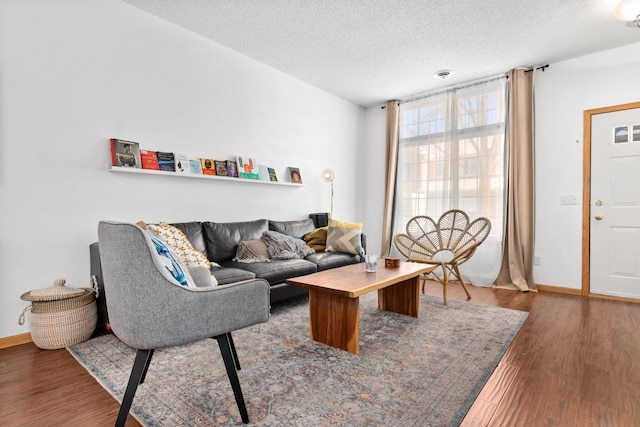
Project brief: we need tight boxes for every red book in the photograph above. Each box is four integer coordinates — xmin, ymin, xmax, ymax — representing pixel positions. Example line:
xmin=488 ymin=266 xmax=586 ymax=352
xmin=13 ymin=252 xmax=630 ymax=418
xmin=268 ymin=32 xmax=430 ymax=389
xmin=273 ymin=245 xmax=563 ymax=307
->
xmin=140 ymin=150 xmax=159 ymax=170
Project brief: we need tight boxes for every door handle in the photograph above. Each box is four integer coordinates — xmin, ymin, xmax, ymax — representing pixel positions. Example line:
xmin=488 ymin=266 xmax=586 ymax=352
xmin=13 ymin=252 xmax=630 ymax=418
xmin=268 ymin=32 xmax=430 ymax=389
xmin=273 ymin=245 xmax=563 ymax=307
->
xmin=594 ymin=213 xmax=604 ymax=220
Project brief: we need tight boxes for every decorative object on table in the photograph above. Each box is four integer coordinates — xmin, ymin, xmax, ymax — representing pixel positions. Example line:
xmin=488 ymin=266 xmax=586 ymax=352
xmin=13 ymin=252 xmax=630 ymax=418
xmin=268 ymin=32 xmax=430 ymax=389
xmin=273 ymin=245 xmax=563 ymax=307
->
xmin=364 ymin=254 xmax=378 ymax=272
xmin=288 ymin=167 xmax=302 ymax=184
xmin=321 ymin=168 xmax=335 ymax=215
xmin=19 ymin=278 xmax=97 ymax=350
xmin=110 ymin=138 xmax=141 ymax=168
xmin=384 ymin=257 xmax=400 ymax=268
xmin=237 ymin=156 xmax=260 ymax=179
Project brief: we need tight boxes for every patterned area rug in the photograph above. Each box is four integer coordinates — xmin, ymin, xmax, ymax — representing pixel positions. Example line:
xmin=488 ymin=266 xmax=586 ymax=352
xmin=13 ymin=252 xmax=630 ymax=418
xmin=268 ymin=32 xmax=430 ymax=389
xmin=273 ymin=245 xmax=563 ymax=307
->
xmin=68 ymin=293 xmax=527 ymax=426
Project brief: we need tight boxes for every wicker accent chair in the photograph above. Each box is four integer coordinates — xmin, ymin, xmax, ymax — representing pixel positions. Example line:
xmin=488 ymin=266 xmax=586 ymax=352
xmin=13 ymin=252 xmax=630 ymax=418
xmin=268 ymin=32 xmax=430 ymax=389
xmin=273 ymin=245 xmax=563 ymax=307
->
xmin=394 ymin=210 xmax=491 ymax=305
xmin=97 ymin=221 xmax=270 ymax=426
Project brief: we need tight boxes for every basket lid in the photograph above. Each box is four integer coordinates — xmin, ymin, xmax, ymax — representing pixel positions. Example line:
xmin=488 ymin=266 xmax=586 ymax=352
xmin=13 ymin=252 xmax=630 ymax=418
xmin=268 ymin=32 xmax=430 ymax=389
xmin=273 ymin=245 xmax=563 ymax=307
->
xmin=21 ymin=278 xmax=87 ymax=302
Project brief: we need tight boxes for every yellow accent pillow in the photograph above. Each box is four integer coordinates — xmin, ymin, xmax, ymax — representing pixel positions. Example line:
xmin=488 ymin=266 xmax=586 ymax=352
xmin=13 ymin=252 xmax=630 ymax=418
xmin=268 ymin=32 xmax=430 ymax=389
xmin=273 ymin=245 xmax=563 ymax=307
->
xmin=303 ymin=227 xmax=328 ymax=251
xmin=329 ymin=217 xmax=363 ymax=231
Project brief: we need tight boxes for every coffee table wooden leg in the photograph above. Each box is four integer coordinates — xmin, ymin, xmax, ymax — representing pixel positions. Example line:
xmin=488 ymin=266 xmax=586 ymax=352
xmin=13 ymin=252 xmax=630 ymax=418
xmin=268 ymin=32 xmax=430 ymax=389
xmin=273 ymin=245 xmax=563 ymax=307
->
xmin=308 ymin=288 xmax=360 ymax=354
xmin=378 ymin=276 xmax=420 ymax=317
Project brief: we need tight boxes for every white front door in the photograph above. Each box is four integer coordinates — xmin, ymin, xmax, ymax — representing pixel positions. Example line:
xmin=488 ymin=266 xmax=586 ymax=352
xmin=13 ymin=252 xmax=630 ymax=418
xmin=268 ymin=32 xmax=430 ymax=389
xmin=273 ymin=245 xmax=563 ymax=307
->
xmin=590 ymin=106 xmax=640 ymax=299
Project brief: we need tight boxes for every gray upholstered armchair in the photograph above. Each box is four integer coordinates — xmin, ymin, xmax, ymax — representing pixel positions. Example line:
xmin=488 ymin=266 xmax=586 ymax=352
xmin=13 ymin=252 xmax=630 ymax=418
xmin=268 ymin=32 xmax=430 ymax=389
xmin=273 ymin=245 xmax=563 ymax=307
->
xmin=97 ymin=221 xmax=270 ymax=426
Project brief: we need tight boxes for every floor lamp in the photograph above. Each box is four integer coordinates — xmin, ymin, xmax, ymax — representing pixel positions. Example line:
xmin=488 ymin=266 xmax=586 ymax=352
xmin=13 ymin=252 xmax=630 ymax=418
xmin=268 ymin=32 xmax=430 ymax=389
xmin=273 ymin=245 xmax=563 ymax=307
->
xmin=321 ymin=169 xmax=335 ymax=217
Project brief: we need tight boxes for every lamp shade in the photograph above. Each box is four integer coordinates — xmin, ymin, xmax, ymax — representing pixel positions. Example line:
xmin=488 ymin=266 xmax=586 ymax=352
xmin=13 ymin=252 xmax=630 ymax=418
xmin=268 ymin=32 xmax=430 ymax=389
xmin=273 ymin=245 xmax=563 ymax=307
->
xmin=321 ymin=169 xmax=335 ymax=182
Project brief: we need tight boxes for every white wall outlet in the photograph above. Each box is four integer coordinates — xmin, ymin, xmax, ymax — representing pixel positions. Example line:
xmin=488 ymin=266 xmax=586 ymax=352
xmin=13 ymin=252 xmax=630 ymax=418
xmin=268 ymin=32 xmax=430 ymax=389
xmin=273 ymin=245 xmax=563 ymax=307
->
xmin=534 ymin=256 xmax=541 ymax=266
xmin=560 ymin=194 xmax=579 ymax=205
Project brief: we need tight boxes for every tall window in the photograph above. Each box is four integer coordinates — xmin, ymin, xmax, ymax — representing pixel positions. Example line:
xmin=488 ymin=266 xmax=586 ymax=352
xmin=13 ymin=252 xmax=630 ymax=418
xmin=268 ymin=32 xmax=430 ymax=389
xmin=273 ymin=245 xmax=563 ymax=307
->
xmin=393 ymin=77 xmax=507 ymax=285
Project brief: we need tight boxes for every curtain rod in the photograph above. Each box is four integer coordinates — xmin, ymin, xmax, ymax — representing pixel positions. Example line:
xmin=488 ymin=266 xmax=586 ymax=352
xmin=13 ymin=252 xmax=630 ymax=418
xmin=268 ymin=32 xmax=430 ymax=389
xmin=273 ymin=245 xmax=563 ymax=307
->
xmin=381 ymin=64 xmax=550 ymax=109
xmin=380 ymin=73 xmax=506 ymax=109
xmin=525 ymin=64 xmax=549 ymax=73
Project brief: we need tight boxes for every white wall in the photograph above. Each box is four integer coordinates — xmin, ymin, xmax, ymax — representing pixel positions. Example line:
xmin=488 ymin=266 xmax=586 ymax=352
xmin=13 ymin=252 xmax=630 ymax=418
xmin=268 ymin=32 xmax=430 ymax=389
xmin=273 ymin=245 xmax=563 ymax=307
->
xmin=361 ymin=41 xmax=640 ymax=291
xmin=534 ymin=41 xmax=640 ymax=289
xmin=0 ymin=0 xmax=363 ymax=339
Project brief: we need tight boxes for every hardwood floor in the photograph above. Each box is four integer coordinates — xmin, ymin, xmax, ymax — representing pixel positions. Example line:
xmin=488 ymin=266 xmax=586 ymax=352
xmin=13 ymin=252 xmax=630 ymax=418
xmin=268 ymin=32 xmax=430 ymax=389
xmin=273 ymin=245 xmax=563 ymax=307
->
xmin=1 ymin=284 xmax=638 ymax=426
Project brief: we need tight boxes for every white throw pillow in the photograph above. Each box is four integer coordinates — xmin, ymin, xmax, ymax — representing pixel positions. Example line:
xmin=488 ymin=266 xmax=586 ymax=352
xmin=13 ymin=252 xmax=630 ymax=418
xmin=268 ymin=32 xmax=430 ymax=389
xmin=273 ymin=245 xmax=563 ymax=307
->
xmin=147 ymin=222 xmax=218 ymax=268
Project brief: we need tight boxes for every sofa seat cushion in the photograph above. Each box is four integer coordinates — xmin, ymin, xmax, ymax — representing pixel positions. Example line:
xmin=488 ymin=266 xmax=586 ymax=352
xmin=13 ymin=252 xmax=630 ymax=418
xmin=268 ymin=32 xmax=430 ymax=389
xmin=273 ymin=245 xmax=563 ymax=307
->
xmin=305 ymin=251 xmax=362 ymax=271
xmin=222 ymin=259 xmax=317 ymax=285
xmin=210 ymin=266 xmax=256 ymax=286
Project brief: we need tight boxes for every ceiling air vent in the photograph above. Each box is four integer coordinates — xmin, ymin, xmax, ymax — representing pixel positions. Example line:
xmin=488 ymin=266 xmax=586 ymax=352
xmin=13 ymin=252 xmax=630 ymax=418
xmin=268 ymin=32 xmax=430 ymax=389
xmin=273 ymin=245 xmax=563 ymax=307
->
xmin=433 ymin=70 xmax=453 ymax=80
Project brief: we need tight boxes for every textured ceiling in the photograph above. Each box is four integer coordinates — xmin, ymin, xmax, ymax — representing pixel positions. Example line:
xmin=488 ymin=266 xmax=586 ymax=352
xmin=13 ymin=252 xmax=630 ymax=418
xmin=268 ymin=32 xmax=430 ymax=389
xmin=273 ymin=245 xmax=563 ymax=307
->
xmin=122 ymin=0 xmax=640 ymax=107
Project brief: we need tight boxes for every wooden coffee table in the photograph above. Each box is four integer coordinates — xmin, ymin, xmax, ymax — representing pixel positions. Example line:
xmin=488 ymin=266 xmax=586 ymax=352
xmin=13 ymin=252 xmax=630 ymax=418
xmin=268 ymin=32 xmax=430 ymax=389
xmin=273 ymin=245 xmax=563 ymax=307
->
xmin=286 ymin=261 xmax=436 ymax=354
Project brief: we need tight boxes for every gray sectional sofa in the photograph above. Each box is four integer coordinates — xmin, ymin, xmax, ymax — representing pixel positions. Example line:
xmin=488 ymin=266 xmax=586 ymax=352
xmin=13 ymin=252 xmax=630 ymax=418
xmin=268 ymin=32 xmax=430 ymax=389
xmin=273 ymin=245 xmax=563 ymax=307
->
xmin=90 ymin=215 xmax=365 ymax=331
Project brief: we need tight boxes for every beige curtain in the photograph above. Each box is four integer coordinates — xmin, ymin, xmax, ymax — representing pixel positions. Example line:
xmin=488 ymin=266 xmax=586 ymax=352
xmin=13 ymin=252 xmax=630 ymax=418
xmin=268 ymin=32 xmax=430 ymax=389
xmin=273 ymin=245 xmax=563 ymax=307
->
xmin=381 ymin=101 xmax=400 ymax=256
xmin=494 ymin=69 xmax=537 ymax=291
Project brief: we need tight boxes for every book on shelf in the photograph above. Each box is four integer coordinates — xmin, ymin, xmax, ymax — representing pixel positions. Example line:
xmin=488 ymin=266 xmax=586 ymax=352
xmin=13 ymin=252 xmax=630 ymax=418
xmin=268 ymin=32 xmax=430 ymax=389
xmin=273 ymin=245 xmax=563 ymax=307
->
xmin=258 ymin=164 xmax=270 ymax=181
xmin=188 ymin=159 xmax=203 ymax=175
xmin=200 ymin=158 xmax=216 ymax=176
xmin=110 ymin=139 xmax=141 ymax=169
xmin=174 ymin=153 xmax=190 ymax=174
xmin=140 ymin=150 xmax=159 ymax=170
xmin=288 ymin=167 xmax=302 ymax=184
xmin=237 ymin=156 xmax=259 ymax=179
xmin=267 ymin=167 xmax=278 ymax=182
xmin=214 ymin=160 xmax=228 ymax=177
xmin=226 ymin=160 xmax=238 ymax=178
xmin=157 ymin=152 xmax=176 ymax=172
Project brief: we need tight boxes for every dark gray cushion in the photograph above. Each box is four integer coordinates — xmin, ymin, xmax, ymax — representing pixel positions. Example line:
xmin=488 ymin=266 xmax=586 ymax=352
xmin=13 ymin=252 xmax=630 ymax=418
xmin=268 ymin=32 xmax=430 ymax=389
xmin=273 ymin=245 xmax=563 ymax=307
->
xmin=171 ymin=222 xmax=207 ymax=256
xmin=305 ymin=251 xmax=362 ymax=271
xmin=203 ymin=219 xmax=269 ymax=262
xmin=210 ymin=266 xmax=256 ymax=285
xmin=221 ymin=259 xmax=317 ymax=285
xmin=269 ymin=218 xmax=315 ymax=239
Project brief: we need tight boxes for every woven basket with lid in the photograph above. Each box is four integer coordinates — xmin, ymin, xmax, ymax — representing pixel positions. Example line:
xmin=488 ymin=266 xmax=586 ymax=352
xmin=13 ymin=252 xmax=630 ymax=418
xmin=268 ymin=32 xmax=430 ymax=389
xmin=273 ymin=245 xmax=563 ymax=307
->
xmin=19 ymin=278 xmax=97 ymax=350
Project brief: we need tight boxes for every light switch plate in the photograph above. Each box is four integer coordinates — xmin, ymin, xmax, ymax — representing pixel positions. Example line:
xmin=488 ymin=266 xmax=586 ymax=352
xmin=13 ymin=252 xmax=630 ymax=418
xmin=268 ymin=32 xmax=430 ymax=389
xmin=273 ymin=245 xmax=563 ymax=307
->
xmin=561 ymin=194 xmax=579 ymax=205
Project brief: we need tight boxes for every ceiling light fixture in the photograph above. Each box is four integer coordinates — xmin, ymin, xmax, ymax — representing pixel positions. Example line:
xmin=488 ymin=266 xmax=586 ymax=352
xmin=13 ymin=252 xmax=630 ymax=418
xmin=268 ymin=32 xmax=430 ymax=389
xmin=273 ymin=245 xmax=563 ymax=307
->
xmin=614 ymin=0 xmax=640 ymax=27
xmin=433 ymin=70 xmax=454 ymax=80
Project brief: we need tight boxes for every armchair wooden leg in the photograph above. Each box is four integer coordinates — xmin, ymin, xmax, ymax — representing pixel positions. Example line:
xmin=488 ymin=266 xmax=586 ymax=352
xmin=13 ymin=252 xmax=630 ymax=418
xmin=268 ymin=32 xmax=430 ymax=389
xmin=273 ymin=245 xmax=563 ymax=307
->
xmin=215 ymin=333 xmax=249 ymax=424
xmin=453 ymin=265 xmax=472 ymax=301
xmin=442 ymin=282 xmax=448 ymax=306
xmin=116 ymin=349 xmax=153 ymax=427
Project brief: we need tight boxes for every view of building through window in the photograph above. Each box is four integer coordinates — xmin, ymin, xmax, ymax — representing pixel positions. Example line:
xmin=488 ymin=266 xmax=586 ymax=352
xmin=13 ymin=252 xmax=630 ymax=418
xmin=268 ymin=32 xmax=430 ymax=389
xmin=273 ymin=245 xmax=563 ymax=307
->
xmin=395 ymin=78 xmax=507 ymax=237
